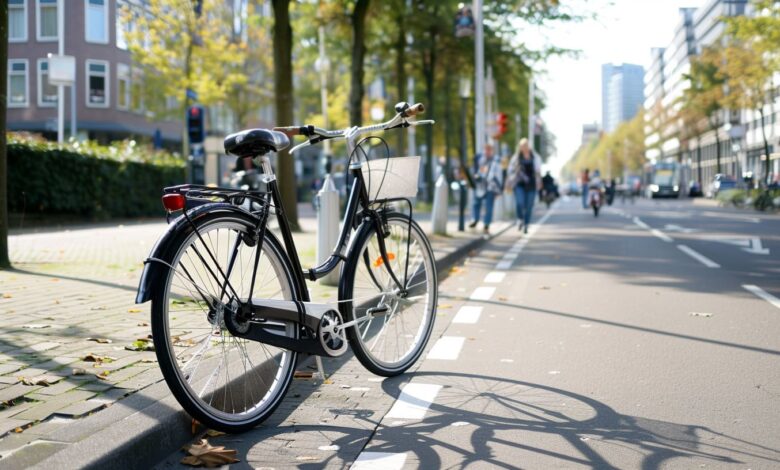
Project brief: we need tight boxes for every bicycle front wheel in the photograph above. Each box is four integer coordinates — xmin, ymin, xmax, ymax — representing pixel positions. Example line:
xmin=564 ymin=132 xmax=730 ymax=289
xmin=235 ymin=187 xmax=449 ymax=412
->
xmin=151 ymin=210 xmax=298 ymax=433
xmin=340 ymin=212 xmax=437 ymax=376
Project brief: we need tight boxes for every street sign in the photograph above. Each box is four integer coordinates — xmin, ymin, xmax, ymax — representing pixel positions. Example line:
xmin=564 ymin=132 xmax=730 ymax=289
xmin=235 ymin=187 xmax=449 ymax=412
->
xmin=186 ymin=88 xmax=198 ymax=101
xmin=47 ymin=54 xmax=75 ymax=86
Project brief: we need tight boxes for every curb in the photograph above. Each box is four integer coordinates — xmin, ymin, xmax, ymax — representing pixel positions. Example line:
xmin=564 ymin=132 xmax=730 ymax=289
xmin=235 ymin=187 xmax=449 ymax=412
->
xmin=11 ymin=222 xmax=512 ymax=470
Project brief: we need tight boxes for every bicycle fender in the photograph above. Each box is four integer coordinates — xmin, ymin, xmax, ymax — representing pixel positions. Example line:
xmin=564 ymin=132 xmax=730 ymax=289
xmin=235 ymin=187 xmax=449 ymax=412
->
xmin=135 ymin=203 xmax=257 ymax=304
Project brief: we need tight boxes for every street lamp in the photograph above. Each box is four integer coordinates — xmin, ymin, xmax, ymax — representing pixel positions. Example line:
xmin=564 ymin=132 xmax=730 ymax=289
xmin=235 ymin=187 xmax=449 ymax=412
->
xmin=457 ymin=77 xmax=472 ymax=231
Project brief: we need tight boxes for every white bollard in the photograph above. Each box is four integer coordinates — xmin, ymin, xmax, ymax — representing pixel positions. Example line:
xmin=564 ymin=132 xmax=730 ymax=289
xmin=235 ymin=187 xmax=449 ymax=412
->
xmin=317 ymin=175 xmax=340 ymax=286
xmin=431 ymin=174 xmax=449 ymax=235
xmin=503 ymin=192 xmax=514 ymax=220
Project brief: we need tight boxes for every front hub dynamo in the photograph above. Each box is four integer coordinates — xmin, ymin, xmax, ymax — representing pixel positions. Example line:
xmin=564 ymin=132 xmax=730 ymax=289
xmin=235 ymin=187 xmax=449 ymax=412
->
xmin=318 ymin=310 xmax=348 ymax=357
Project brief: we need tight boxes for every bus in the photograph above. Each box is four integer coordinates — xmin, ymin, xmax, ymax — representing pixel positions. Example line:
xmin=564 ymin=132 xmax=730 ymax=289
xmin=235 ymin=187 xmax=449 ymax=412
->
xmin=643 ymin=161 xmax=690 ymax=198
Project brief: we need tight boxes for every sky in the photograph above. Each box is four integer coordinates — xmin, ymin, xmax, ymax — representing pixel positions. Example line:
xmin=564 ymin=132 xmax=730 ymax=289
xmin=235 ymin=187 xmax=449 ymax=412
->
xmin=527 ymin=0 xmax=707 ymax=178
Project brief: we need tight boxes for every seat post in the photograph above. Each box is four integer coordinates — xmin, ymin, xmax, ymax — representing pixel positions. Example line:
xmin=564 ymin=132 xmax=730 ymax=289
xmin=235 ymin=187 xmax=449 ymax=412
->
xmin=254 ymin=156 xmax=276 ymax=183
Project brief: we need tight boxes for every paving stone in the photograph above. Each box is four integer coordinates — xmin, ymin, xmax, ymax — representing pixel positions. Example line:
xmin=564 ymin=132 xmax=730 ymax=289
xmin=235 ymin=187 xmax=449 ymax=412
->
xmin=0 ymin=433 xmax=38 ymax=457
xmin=76 ymin=381 xmax=114 ymax=393
xmin=14 ymin=390 xmax=95 ymax=421
xmin=53 ymin=399 xmax=107 ymax=418
xmin=0 ymin=418 xmax=33 ymax=437
xmin=17 ymin=416 xmax=73 ymax=436
xmin=0 ymin=439 xmax=68 ymax=468
xmin=0 ymin=384 xmax=42 ymax=403
xmin=0 ymin=364 xmax=25 ymax=376
xmin=29 ymin=380 xmax=81 ymax=397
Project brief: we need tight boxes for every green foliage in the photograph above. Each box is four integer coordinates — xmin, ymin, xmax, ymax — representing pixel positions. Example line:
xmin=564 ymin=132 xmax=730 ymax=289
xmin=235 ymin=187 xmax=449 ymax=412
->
xmin=752 ymin=189 xmax=780 ymax=211
xmin=7 ymin=135 xmax=184 ymax=219
xmin=562 ymin=109 xmax=646 ymax=180
xmin=716 ymin=189 xmax=746 ymax=206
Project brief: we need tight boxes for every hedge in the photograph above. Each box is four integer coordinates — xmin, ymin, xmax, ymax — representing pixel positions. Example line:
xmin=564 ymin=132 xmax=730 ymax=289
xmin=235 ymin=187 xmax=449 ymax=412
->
xmin=7 ymin=136 xmax=185 ymax=219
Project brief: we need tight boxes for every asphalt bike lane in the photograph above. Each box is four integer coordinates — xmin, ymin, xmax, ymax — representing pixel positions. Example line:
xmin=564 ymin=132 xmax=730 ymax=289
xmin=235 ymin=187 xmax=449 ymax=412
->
xmin=353 ymin=198 xmax=780 ymax=469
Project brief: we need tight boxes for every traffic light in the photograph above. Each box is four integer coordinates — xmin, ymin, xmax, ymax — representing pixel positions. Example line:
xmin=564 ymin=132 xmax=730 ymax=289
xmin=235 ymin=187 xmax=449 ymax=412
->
xmin=187 ymin=105 xmax=205 ymax=144
xmin=495 ymin=112 xmax=508 ymax=138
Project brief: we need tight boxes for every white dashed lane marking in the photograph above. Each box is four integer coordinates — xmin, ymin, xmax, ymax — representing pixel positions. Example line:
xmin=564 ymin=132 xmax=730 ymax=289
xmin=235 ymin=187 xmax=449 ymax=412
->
xmin=426 ymin=336 xmax=465 ymax=360
xmin=351 ymin=452 xmax=407 ymax=470
xmin=743 ymin=284 xmax=780 ymax=310
xmin=678 ymin=245 xmax=720 ymax=268
xmin=484 ymin=271 xmax=506 ymax=283
xmin=469 ymin=286 xmax=495 ymax=301
xmin=651 ymin=229 xmax=673 ymax=243
xmin=385 ymin=383 xmax=442 ymax=420
xmin=453 ymin=306 xmax=482 ymax=324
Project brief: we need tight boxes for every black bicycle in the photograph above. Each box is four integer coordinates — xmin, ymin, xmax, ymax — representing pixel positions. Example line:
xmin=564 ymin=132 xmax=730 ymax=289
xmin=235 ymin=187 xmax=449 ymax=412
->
xmin=135 ymin=102 xmax=437 ymax=432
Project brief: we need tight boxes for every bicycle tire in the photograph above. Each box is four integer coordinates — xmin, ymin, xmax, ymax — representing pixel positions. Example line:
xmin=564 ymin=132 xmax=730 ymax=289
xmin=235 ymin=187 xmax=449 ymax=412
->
xmin=339 ymin=212 xmax=437 ymax=376
xmin=151 ymin=209 xmax=299 ymax=433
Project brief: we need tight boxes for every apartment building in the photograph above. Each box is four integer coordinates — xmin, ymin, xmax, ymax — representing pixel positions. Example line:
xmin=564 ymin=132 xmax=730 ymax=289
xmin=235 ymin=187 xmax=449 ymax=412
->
xmin=644 ymin=0 xmax=780 ymax=185
xmin=6 ymin=0 xmax=180 ymax=145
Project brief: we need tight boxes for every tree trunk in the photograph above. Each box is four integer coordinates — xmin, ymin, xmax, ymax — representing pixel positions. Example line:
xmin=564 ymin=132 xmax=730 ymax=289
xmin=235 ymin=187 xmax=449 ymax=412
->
xmin=0 ymin=2 xmax=10 ymax=269
xmin=444 ymin=61 xmax=453 ymax=183
xmin=271 ymin=0 xmax=299 ymax=231
xmin=349 ymin=0 xmax=370 ymax=127
xmin=422 ymin=26 xmax=437 ymax=203
xmin=712 ymin=119 xmax=722 ymax=175
xmin=696 ymin=135 xmax=702 ymax=185
xmin=395 ymin=11 xmax=406 ymax=156
xmin=759 ymin=107 xmax=771 ymax=186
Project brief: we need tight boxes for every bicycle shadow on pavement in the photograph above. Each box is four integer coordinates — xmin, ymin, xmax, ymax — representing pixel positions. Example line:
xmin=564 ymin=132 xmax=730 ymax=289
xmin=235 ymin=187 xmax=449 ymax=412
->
xmin=185 ymin=370 xmax=780 ymax=469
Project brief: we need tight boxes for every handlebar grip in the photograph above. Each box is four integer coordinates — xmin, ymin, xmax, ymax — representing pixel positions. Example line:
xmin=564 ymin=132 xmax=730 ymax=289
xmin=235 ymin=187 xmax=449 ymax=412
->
xmin=273 ymin=126 xmax=301 ymax=138
xmin=404 ymin=103 xmax=425 ymax=117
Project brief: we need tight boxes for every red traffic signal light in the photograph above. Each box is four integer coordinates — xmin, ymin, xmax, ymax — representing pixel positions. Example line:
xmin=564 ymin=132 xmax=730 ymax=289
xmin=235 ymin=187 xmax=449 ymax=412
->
xmin=495 ymin=112 xmax=508 ymax=138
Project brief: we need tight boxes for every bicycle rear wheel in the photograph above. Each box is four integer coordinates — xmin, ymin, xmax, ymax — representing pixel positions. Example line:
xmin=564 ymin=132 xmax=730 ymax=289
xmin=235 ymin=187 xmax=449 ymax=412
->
xmin=340 ymin=212 xmax=437 ymax=376
xmin=151 ymin=210 xmax=298 ymax=432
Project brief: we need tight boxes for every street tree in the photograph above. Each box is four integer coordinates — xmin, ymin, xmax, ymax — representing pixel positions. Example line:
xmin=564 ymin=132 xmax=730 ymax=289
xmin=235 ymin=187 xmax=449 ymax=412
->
xmin=725 ymin=2 xmax=780 ymax=184
xmin=684 ymin=45 xmax=727 ymax=174
xmin=271 ymin=0 xmax=299 ymax=231
xmin=0 ymin=2 xmax=10 ymax=269
xmin=676 ymin=91 xmax=708 ymax=184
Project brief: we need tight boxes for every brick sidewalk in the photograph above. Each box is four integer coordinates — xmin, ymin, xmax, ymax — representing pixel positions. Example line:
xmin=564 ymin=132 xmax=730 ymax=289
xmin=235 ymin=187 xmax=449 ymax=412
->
xmin=0 ymin=208 xmax=506 ymax=463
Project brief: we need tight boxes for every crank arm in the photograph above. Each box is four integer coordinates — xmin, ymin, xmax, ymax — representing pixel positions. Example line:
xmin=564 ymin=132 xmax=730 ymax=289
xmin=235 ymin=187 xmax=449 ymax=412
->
xmin=338 ymin=303 xmax=391 ymax=331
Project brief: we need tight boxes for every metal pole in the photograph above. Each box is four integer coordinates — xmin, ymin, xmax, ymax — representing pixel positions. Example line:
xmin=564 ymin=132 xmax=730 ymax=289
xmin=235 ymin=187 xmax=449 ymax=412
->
xmin=56 ymin=0 xmax=64 ymax=143
xmin=70 ymin=79 xmax=76 ymax=139
xmin=473 ymin=0 xmax=485 ymax=158
xmin=528 ymin=74 xmax=534 ymax=152
xmin=317 ymin=24 xmax=330 ymax=159
xmin=459 ymin=96 xmax=468 ymax=231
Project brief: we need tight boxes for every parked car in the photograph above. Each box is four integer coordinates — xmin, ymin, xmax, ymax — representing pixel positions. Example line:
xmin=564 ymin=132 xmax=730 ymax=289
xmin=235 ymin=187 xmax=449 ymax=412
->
xmin=708 ymin=174 xmax=737 ymax=198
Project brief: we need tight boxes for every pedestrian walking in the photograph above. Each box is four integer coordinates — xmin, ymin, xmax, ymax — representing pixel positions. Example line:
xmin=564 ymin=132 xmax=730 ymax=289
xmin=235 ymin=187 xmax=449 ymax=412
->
xmin=469 ymin=144 xmax=502 ymax=234
xmin=581 ymin=168 xmax=590 ymax=209
xmin=505 ymin=138 xmax=542 ymax=234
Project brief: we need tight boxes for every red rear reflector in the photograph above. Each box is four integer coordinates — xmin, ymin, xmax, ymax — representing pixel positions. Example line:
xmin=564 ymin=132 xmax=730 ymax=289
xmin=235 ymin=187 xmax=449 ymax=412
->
xmin=162 ymin=194 xmax=185 ymax=211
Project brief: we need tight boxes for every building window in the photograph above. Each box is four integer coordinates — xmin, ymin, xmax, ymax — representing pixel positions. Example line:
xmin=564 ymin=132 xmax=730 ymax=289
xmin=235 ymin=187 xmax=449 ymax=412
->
xmin=37 ymin=59 xmax=58 ymax=107
xmin=86 ymin=60 xmax=109 ymax=107
xmin=117 ymin=63 xmax=130 ymax=110
xmin=85 ymin=0 xmax=108 ymax=44
xmin=9 ymin=0 xmax=28 ymax=42
xmin=131 ymin=68 xmax=143 ymax=112
xmin=8 ymin=60 xmax=29 ymax=107
xmin=36 ymin=0 xmax=58 ymax=42
xmin=116 ymin=1 xmax=135 ymax=50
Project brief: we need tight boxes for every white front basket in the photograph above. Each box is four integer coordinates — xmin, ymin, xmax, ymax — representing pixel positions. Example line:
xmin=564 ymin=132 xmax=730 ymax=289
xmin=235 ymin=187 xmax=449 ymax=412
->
xmin=361 ymin=155 xmax=421 ymax=201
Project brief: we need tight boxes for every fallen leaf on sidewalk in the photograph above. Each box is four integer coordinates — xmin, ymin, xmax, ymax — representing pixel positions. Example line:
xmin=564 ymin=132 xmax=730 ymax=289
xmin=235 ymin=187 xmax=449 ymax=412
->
xmin=72 ymin=368 xmax=87 ymax=376
xmin=86 ymin=337 xmax=113 ymax=344
xmin=22 ymin=324 xmax=51 ymax=329
xmin=125 ymin=340 xmax=154 ymax=351
xmin=449 ymin=266 xmax=464 ymax=274
xmin=689 ymin=312 xmax=713 ymax=318
xmin=90 ymin=306 xmax=107 ymax=311
xmin=437 ymin=304 xmax=452 ymax=309
xmin=18 ymin=375 xmax=62 ymax=386
xmin=293 ymin=371 xmax=313 ymax=379
xmin=539 ymin=286 xmax=551 ymax=290
xmin=82 ymin=353 xmax=115 ymax=363
xmin=2 ymin=293 xmax=12 ymax=299
xmin=137 ymin=322 xmax=149 ymax=327
xmin=205 ymin=430 xmax=226 ymax=437
xmin=127 ymin=308 xmax=142 ymax=313
xmin=498 ymin=296 xmax=508 ymax=301
xmin=181 ymin=439 xmax=239 ymax=468
xmin=97 ymin=370 xmax=111 ymax=380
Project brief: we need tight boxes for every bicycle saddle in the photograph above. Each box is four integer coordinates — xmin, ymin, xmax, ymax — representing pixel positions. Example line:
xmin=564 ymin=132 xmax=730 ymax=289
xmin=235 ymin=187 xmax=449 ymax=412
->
xmin=223 ymin=128 xmax=290 ymax=158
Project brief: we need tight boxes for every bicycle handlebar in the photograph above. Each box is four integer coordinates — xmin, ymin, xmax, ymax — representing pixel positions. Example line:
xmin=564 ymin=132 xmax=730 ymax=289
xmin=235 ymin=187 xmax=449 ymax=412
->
xmin=274 ymin=102 xmax=434 ymax=154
